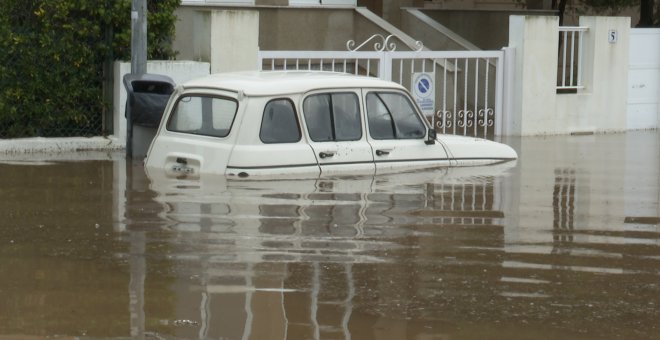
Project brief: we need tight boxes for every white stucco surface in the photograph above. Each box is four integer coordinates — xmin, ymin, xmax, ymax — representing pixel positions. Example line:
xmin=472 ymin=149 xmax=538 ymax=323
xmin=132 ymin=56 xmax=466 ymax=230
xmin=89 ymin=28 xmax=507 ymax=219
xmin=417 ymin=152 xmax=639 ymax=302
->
xmin=509 ymin=15 xmax=632 ymax=136
xmin=627 ymin=28 xmax=660 ymax=130
xmin=555 ymin=16 xmax=630 ymax=134
xmin=201 ymin=10 xmax=259 ymax=73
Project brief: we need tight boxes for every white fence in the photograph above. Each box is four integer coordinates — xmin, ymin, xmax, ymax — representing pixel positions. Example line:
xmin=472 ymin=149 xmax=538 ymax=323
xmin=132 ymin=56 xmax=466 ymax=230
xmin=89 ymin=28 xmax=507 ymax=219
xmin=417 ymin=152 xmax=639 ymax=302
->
xmin=258 ymin=49 xmax=505 ymax=138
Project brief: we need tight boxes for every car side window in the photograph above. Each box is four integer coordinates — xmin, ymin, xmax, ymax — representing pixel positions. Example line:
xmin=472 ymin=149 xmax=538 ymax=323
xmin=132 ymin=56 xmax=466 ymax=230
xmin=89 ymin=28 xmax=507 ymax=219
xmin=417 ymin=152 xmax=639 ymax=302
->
xmin=303 ymin=93 xmax=361 ymax=142
xmin=366 ymin=92 xmax=425 ymax=140
xmin=167 ymin=95 xmax=237 ymax=137
xmin=260 ymin=99 xmax=301 ymax=143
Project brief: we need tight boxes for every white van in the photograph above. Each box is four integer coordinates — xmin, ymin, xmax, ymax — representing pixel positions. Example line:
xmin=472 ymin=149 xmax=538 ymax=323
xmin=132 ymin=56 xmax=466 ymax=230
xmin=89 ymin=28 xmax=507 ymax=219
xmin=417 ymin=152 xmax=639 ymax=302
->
xmin=145 ymin=71 xmax=517 ymax=178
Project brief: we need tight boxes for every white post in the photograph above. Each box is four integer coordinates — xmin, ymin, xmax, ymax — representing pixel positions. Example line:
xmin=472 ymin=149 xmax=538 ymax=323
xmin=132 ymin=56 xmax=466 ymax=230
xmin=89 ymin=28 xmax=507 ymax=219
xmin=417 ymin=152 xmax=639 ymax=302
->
xmin=379 ymin=52 xmax=392 ymax=81
xmin=196 ymin=10 xmax=260 ymax=73
xmin=507 ymin=15 xmax=560 ymax=136
xmin=501 ymin=47 xmax=516 ymax=137
xmin=495 ymin=50 xmax=505 ymax=137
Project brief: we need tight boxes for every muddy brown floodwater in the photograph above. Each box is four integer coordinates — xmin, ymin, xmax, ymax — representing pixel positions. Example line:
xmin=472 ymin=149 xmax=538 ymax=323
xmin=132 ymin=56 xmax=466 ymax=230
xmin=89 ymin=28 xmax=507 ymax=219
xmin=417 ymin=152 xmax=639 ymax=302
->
xmin=0 ymin=131 xmax=659 ymax=340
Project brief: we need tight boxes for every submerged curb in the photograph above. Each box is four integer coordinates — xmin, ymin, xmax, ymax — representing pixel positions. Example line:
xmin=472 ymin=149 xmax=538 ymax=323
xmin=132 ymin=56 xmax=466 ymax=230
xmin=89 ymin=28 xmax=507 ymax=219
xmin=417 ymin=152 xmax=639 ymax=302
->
xmin=0 ymin=136 xmax=125 ymax=154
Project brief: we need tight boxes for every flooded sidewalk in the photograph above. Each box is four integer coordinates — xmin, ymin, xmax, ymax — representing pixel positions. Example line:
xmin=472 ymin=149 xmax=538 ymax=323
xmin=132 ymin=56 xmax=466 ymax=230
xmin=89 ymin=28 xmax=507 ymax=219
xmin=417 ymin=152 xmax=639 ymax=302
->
xmin=0 ymin=130 xmax=658 ymax=339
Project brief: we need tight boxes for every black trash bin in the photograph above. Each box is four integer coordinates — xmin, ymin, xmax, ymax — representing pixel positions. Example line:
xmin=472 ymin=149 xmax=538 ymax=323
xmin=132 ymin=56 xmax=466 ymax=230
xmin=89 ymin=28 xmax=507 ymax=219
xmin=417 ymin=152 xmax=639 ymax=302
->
xmin=123 ymin=73 xmax=175 ymax=158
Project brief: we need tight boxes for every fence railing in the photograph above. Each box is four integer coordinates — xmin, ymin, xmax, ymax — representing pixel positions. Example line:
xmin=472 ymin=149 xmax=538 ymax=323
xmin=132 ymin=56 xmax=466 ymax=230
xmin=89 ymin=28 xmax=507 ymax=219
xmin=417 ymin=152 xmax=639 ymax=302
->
xmin=258 ymin=49 xmax=504 ymax=139
xmin=388 ymin=51 xmax=503 ymax=138
xmin=258 ymin=50 xmax=385 ymax=76
xmin=557 ymin=26 xmax=588 ymax=91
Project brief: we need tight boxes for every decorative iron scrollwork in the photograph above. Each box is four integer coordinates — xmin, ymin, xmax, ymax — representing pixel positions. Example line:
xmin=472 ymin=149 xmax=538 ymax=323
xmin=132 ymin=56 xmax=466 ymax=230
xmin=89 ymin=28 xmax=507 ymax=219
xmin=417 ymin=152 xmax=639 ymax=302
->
xmin=347 ymin=34 xmax=423 ymax=52
xmin=435 ymin=110 xmax=453 ymax=130
xmin=457 ymin=110 xmax=475 ymax=128
xmin=435 ymin=108 xmax=494 ymax=134
xmin=477 ymin=108 xmax=494 ymax=127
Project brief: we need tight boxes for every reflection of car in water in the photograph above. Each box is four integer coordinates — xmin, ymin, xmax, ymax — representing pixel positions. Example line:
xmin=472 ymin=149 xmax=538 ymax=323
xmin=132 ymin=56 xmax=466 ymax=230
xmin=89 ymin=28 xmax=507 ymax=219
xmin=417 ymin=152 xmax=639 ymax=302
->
xmin=146 ymin=160 xmax=516 ymax=209
xmin=144 ymin=71 xmax=517 ymax=178
xmin=145 ymin=161 xmax=516 ymax=262
xmin=143 ymin=163 xmax=515 ymax=339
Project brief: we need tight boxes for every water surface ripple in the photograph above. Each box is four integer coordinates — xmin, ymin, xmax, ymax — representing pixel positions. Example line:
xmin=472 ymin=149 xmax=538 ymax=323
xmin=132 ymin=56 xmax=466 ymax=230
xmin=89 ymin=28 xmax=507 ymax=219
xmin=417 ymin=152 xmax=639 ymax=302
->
xmin=0 ymin=131 xmax=659 ymax=339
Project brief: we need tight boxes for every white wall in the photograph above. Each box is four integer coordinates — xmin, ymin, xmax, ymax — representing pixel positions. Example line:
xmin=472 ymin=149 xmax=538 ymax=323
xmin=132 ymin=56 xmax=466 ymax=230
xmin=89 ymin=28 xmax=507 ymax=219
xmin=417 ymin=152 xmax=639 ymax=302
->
xmin=508 ymin=16 xmax=632 ymax=136
xmin=113 ymin=61 xmax=211 ymax=144
xmin=555 ymin=16 xmax=630 ymax=135
xmin=194 ymin=10 xmax=259 ymax=73
xmin=627 ymin=28 xmax=660 ymax=130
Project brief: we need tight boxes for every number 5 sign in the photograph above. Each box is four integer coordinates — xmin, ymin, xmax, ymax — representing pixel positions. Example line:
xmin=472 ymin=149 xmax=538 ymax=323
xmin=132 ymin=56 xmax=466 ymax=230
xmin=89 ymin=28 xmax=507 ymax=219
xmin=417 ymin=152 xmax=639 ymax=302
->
xmin=608 ymin=30 xmax=618 ymax=44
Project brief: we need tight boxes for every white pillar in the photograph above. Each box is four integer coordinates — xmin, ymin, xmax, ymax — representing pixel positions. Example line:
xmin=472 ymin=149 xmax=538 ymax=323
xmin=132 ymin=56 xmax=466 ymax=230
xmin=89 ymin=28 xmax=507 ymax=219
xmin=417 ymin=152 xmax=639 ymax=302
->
xmin=508 ymin=15 xmax=559 ymax=136
xmin=194 ymin=10 xmax=260 ymax=73
xmin=501 ymin=46 xmax=516 ymax=136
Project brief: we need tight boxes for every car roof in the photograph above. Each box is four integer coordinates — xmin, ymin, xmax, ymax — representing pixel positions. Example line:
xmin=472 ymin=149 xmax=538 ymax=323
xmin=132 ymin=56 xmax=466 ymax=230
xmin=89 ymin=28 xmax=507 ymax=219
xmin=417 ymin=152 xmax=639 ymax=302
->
xmin=181 ymin=71 xmax=406 ymax=96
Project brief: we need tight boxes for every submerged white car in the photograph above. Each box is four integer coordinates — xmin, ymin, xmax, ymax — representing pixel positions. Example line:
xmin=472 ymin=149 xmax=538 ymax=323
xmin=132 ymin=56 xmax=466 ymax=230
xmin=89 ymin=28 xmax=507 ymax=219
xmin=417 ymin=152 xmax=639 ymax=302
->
xmin=145 ymin=71 xmax=517 ymax=178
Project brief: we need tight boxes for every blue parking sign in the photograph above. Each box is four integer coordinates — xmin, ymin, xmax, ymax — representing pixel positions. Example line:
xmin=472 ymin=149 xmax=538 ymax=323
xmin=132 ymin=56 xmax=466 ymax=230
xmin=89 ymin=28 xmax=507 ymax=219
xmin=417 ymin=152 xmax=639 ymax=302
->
xmin=412 ymin=72 xmax=435 ymax=115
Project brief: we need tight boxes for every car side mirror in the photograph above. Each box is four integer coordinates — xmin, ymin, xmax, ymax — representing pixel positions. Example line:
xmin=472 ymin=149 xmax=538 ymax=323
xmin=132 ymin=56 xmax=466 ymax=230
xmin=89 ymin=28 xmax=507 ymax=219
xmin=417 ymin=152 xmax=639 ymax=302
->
xmin=425 ymin=128 xmax=437 ymax=145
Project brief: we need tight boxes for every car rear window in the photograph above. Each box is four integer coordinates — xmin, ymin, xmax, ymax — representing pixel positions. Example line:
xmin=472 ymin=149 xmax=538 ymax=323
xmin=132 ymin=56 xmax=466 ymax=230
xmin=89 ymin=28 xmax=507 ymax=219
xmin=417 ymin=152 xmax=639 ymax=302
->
xmin=260 ymin=99 xmax=301 ymax=143
xmin=166 ymin=95 xmax=238 ymax=138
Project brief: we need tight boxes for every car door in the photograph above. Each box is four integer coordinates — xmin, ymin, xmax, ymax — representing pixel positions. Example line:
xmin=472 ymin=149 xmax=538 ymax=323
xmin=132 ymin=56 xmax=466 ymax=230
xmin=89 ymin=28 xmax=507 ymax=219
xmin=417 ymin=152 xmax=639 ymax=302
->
xmin=226 ymin=96 xmax=321 ymax=177
xmin=301 ymin=90 xmax=375 ymax=176
xmin=364 ymin=89 xmax=451 ymax=174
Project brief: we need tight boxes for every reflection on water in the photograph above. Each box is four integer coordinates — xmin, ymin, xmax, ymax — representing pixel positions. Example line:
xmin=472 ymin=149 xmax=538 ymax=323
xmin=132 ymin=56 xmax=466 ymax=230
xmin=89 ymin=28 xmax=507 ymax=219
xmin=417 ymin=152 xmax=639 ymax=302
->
xmin=553 ymin=168 xmax=576 ymax=251
xmin=136 ymin=166 xmax=512 ymax=340
xmin=0 ymin=131 xmax=659 ymax=339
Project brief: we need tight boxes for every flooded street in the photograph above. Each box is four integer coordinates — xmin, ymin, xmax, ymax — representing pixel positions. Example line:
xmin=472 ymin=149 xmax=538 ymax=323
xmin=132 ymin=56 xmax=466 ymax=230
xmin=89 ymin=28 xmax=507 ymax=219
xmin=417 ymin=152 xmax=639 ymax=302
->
xmin=1 ymin=130 xmax=659 ymax=339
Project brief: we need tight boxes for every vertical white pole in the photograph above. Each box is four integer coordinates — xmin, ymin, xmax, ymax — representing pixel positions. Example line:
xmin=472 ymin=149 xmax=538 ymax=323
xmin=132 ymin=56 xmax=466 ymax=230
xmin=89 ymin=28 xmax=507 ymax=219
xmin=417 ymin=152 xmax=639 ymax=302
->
xmin=432 ymin=59 xmax=437 ymax=129
xmin=443 ymin=59 xmax=447 ymax=134
xmin=577 ymin=30 xmax=584 ymax=88
xmin=562 ymin=31 xmax=567 ymax=87
xmin=381 ymin=52 xmax=392 ymax=81
xmin=484 ymin=59 xmax=490 ymax=136
xmin=569 ymin=31 xmax=576 ymax=86
xmin=463 ymin=59 xmax=469 ymax=135
xmin=453 ymin=58 xmax=458 ymax=134
xmin=495 ymin=51 xmax=505 ymax=137
xmin=474 ymin=59 xmax=479 ymax=136
xmin=130 ymin=0 xmax=147 ymax=75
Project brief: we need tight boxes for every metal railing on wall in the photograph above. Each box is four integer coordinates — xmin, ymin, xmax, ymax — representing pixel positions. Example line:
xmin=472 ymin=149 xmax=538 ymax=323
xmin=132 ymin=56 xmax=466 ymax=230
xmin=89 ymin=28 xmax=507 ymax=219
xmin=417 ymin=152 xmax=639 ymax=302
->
xmin=557 ymin=26 xmax=588 ymax=92
xmin=388 ymin=51 xmax=503 ymax=139
xmin=258 ymin=36 xmax=505 ymax=139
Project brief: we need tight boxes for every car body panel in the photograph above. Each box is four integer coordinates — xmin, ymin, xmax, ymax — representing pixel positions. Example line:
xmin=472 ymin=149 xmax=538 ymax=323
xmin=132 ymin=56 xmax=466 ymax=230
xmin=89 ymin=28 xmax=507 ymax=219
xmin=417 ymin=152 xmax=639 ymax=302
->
xmin=144 ymin=71 xmax=517 ymax=178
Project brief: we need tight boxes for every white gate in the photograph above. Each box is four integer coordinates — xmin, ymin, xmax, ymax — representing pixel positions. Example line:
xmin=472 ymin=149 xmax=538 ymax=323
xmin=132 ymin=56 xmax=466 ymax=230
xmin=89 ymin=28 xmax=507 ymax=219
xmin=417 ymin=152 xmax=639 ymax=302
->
xmin=628 ymin=28 xmax=660 ymax=130
xmin=258 ymin=41 xmax=504 ymax=139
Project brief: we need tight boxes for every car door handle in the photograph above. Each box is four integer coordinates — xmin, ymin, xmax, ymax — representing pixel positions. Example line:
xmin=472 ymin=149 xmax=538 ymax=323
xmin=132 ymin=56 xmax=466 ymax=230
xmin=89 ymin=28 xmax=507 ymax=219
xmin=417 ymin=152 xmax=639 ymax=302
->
xmin=376 ymin=149 xmax=390 ymax=156
xmin=319 ymin=151 xmax=336 ymax=159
